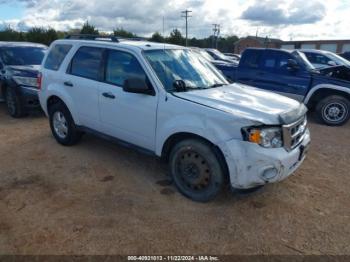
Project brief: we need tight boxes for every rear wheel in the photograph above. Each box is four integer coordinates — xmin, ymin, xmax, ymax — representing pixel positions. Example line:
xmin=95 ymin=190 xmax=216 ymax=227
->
xmin=49 ymin=102 xmax=82 ymax=146
xmin=316 ymin=95 xmax=350 ymax=126
xmin=5 ymin=88 xmax=26 ymax=118
xmin=169 ymin=139 xmax=226 ymax=202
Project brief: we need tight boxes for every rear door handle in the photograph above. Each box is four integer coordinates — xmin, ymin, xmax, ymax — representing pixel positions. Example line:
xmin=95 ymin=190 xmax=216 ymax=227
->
xmin=102 ymin=92 xmax=116 ymax=99
xmin=64 ymin=81 xmax=73 ymax=87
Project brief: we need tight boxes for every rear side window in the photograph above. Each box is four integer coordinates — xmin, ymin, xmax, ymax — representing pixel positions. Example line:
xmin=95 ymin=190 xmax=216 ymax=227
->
xmin=240 ymin=50 xmax=262 ymax=69
xmin=70 ymin=46 xmax=104 ymax=81
xmin=44 ymin=44 xmax=72 ymax=70
xmin=105 ymin=50 xmax=147 ymax=87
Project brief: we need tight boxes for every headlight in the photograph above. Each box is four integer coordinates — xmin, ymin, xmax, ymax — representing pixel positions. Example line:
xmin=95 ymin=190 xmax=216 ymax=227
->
xmin=13 ymin=76 xmax=39 ymax=88
xmin=242 ymin=127 xmax=283 ymax=148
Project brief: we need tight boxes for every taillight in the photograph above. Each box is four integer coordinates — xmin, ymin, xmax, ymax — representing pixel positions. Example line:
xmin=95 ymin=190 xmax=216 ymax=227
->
xmin=37 ymin=72 xmax=42 ymax=90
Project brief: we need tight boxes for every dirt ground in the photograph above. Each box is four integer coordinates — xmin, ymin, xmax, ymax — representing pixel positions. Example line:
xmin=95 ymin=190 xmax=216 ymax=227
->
xmin=0 ymin=103 xmax=349 ymax=256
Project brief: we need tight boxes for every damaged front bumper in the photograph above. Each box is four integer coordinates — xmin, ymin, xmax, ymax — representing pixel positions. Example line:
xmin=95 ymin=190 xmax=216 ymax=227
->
xmin=219 ymin=129 xmax=311 ymax=189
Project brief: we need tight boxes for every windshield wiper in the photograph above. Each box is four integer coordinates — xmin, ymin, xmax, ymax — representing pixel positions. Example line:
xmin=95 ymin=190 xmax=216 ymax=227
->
xmin=208 ymin=83 xmax=227 ymax=88
xmin=173 ymin=80 xmax=206 ymax=92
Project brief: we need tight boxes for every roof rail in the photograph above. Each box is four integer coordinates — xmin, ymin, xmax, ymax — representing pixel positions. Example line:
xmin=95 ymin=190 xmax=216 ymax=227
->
xmin=65 ymin=34 xmax=120 ymax=42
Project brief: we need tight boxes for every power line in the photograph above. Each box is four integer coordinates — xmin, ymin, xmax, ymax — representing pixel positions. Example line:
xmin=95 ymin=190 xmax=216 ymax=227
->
xmin=212 ymin=23 xmax=220 ymax=48
xmin=181 ymin=9 xmax=192 ymax=46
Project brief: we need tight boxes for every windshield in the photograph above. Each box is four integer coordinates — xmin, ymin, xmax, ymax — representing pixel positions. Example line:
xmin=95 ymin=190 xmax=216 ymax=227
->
xmin=211 ymin=49 xmax=230 ymax=60
xmin=292 ymin=51 xmax=316 ymax=71
xmin=144 ymin=49 xmax=228 ymax=92
xmin=198 ymin=50 xmax=215 ymax=61
xmin=0 ymin=46 xmax=47 ymax=66
xmin=326 ymin=52 xmax=350 ymax=67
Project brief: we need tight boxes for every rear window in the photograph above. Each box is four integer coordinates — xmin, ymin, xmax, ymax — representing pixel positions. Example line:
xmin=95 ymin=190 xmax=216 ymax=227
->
xmin=0 ymin=46 xmax=46 ymax=66
xmin=69 ymin=46 xmax=104 ymax=81
xmin=44 ymin=44 xmax=72 ymax=71
xmin=240 ymin=50 xmax=262 ymax=69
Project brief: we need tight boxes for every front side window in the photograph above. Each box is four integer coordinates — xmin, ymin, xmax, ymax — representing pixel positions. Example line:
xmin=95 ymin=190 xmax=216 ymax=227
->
xmin=304 ymin=53 xmax=331 ymax=65
xmin=70 ymin=46 xmax=104 ymax=81
xmin=0 ymin=46 xmax=47 ymax=66
xmin=144 ymin=49 xmax=228 ymax=92
xmin=44 ymin=44 xmax=72 ymax=71
xmin=105 ymin=50 xmax=147 ymax=87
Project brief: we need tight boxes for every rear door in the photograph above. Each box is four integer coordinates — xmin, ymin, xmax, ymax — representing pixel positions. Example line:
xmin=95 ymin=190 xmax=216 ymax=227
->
xmin=64 ymin=46 xmax=104 ymax=130
xmin=253 ymin=50 xmax=311 ymax=101
xmin=98 ymin=49 xmax=158 ymax=151
xmin=236 ymin=49 xmax=262 ymax=86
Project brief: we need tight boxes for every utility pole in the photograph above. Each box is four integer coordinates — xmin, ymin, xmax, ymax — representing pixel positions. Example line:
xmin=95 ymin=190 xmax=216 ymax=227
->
xmin=181 ymin=9 xmax=192 ymax=46
xmin=212 ymin=24 xmax=220 ymax=49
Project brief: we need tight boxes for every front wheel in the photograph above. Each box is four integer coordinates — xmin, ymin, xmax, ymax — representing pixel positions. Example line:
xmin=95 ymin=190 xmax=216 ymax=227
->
xmin=169 ymin=139 xmax=226 ymax=202
xmin=316 ymin=95 xmax=350 ymax=126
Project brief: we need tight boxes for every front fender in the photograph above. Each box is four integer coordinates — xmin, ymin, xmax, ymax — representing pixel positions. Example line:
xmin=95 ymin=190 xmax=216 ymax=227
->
xmin=154 ymin=94 xmax=259 ymax=157
xmin=304 ymin=84 xmax=350 ymax=104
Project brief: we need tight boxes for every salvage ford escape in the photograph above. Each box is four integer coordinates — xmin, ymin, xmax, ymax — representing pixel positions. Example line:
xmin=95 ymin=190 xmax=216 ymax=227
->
xmin=39 ymin=35 xmax=311 ymax=202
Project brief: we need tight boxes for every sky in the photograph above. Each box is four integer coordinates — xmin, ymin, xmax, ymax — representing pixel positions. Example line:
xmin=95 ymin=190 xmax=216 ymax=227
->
xmin=0 ymin=0 xmax=349 ymax=41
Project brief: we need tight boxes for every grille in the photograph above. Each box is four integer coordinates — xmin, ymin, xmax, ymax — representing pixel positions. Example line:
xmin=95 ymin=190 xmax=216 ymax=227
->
xmin=282 ymin=117 xmax=307 ymax=151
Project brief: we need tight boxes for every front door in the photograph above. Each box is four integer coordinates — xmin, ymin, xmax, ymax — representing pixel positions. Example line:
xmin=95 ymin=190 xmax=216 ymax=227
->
xmin=99 ymin=49 xmax=158 ymax=151
xmin=253 ymin=50 xmax=311 ymax=101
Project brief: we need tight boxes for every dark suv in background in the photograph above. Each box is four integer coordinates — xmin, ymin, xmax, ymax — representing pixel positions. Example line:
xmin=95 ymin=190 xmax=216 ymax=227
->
xmin=0 ymin=42 xmax=47 ymax=117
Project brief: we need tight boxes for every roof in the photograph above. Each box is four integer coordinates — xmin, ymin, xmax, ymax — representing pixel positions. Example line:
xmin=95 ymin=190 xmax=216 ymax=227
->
xmin=53 ymin=39 xmax=183 ymax=51
xmin=299 ymin=49 xmax=330 ymax=54
xmin=0 ymin=41 xmax=47 ymax=48
xmin=245 ymin=47 xmax=294 ymax=53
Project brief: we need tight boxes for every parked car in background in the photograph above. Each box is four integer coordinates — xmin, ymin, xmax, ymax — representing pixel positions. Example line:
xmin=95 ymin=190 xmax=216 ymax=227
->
xmin=301 ymin=49 xmax=350 ymax=69
xmin=204 ymin=48 xmax=237 ymax=63
xmin=0 ymin=42 xmax=47 ymax=117
xmin=39 ymin=36 xmax=310 ymax=202
xmin=224 ymin=53 xmax=241 ymax=61
xmin=191 ymin=47 xmax=238 ymax=81
xmin=225 ymin=48 xmax=350 ymax=126
xmin=339 ymin=52 xmax=350 ymax=62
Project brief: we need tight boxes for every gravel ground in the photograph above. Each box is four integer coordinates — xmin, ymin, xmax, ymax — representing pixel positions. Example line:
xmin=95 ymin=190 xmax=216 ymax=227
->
xmin=0 ymin=103 xmax=349 ymax=255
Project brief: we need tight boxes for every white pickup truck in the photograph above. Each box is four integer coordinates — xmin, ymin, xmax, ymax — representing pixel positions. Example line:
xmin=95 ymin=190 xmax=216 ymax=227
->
xmin=39 ymin=35 xmax=310 ymax=202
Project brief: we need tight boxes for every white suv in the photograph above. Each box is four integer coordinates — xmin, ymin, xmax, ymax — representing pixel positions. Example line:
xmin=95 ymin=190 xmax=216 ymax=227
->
xmin=39 ymin=35 xmax=311 ymax=202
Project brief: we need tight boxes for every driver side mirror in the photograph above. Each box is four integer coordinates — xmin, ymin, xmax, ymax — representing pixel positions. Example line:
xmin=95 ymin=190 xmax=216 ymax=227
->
xmin=287 ymin=59 xmax=300 ymax=71
xmin=123 ymin=78 xmax=155 ymax=96
xmin=327 ymin=61 xmax=337 ymax=67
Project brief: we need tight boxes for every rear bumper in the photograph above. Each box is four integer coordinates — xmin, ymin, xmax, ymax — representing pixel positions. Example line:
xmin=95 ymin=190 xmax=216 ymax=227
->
xmin=19 ymin=86 xmax=40 ymax=109
xmin=218 ymin=129 xmax=311 ymax=189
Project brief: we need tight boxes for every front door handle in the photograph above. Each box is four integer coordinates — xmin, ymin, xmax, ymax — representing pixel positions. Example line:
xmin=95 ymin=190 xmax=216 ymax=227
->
xmin=64 ymin=81 xmax=73 ymax=87
xmin=102 ymin=92 xmax=116 ymax=99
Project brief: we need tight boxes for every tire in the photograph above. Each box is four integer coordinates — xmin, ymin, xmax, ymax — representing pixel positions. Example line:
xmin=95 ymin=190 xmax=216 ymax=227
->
xmin=48 ymin=102 xmax=82 ymax=146
xmin=169 ymin=139 xmax=226 ymax=202
xmin=315 ymin=95 xmax=350 ymax=126
xmin=5 ymin=88 xmax=27 ymax=118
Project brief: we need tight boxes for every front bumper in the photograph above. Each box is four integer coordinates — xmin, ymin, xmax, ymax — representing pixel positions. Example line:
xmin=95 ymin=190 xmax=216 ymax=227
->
xmin=218 ymin=129 xmax=311 ymax=189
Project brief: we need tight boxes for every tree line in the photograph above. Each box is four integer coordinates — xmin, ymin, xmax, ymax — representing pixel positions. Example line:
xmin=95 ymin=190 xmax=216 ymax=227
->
xmin=0 ymin=21 xmax=239 ymax=52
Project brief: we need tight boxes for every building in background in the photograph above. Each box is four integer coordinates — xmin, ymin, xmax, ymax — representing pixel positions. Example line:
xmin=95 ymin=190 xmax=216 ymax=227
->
xmin=280 ymin=40 xmax=350 ymax=53
xmin=234 ymin=36 xmax=282 ymax=54
xmin=234 ymin=37 xmax=350 ymax=54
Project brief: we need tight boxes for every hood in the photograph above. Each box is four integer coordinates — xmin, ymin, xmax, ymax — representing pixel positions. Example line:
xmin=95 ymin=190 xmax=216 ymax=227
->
xmin=313 ymin=65 xmax=350 ymax=86
xmin=174 ymin=83 xmax=306 ymax=125
xmin=5 ymin=65 xmax=40 ymax=78
xmin=212 ymin=60 xmax=238 ymax=67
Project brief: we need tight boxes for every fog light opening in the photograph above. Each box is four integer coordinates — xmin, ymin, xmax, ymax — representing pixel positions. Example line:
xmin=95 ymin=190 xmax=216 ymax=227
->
xmin=261 ymin=167 xmax=278 ymax=181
